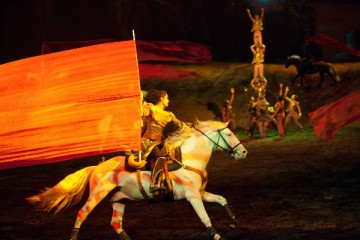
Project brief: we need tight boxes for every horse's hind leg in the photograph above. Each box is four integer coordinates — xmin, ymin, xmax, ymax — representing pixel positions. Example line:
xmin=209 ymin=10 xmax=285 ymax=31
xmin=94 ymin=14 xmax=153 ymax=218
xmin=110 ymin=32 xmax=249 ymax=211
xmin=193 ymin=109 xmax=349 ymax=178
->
xmin=329 ymin=72 xmax=338 ymax=86
xmin=111 ymin=202 xmax=133 ymax=240
xmin=70 ymin=190 xmax=114 ymax=240
xmin=202 ymin=191 xmax=237 ymax=229
xmin=109 ymin=190 xmax=135 ymax=240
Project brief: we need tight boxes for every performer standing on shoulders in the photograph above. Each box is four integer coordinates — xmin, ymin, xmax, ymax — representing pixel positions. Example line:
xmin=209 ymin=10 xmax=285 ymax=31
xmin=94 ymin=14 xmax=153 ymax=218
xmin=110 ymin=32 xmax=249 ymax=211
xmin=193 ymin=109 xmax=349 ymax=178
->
xmin=250 ymin=42 xmax=267 ymax=97
xmin=246 ymin=7 xmax=265 ymax=45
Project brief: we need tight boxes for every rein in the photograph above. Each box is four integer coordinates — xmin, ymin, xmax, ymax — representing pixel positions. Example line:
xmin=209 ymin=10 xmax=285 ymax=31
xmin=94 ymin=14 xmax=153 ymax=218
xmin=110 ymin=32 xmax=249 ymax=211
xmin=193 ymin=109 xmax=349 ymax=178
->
xmin=173 ymin=125 xmax=241 ymax=185
xmin=136 ymin=125 xmax=242 ymax=195
xmin=193 ymin=126 xmax=241 ymax=156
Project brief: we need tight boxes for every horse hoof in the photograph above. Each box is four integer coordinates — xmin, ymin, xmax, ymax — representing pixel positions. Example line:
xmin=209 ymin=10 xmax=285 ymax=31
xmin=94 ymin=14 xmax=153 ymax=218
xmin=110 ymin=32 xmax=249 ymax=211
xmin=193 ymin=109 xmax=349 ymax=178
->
xmin=119 ymin=231 xmax=132 ymax=240
xmin=69 ymin=228 xmax=79 ymax=240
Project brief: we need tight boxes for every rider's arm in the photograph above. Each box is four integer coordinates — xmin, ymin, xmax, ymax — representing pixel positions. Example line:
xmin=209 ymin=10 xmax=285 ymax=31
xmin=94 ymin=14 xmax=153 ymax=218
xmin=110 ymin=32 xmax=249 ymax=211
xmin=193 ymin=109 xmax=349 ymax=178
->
xmin=142 ymin=102 xmax=153 ymax=117
xmin=170 ymin=112 xmax=182 ymax=126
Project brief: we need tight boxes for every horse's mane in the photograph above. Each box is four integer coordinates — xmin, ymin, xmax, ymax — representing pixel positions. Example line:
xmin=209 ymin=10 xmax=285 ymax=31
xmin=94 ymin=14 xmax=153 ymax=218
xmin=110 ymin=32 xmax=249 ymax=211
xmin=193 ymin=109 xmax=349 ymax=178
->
xmin=193 ymin=120 xmax=227 ymax=133
xmin=164 ymin=120 xmax=227 ymax=149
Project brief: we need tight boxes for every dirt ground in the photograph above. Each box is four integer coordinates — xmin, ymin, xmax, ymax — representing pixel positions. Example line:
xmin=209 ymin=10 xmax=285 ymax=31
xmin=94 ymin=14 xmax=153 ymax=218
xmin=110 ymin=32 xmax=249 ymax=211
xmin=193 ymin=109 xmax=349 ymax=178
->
xmin=1 ymin=62 xmax=360 ymax=240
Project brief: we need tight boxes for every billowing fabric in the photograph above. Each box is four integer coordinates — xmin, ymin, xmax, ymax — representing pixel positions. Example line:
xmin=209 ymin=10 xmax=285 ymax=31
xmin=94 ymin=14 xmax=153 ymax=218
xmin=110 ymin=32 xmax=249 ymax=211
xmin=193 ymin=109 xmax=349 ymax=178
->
xmin=0 ymin=41 xmax=141 ymax=170
xmin=306 ymin=33 xmax=360 ymax=57
xmin=309 ymin=90 xmax=360 ymax=142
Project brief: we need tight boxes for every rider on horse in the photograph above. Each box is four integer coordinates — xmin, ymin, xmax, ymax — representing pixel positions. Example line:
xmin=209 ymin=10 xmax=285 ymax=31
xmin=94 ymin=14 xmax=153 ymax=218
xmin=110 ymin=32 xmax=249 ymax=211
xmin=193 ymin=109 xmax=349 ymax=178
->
xmin=299 ymin=44 xmax=318 ymax=74
xmin=140 ymin=89 xmax=189 ymax=193
xmin=299 ymin=55 xmax=316 ymax=74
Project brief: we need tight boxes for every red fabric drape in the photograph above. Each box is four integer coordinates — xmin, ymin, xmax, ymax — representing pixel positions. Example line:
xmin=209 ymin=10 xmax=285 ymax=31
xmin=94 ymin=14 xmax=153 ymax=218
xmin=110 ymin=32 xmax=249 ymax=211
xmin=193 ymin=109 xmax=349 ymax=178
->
xmin=42 ymin=39 xmax=212 ymax=63
xmin=139 ymin=64 xmax=198 ymax=80
xmin=0 ymin=41 xmax=141 ymax=170
xmin=306 ymin=33 xmax=360 ymax=57
xmin=309 ymin=90 xmax=360 ymax=142
xmin=135 ymin=40 xmax=212 ymax=63
xmin=42 ymin=39 xmax=211 ymax=80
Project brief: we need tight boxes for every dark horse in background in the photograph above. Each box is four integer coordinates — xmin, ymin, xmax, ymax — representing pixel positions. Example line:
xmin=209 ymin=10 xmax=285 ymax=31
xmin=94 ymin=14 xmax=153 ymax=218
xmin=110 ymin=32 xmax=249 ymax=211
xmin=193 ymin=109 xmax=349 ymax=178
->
xmin=285 ymin=55 xmax=340 ymax=87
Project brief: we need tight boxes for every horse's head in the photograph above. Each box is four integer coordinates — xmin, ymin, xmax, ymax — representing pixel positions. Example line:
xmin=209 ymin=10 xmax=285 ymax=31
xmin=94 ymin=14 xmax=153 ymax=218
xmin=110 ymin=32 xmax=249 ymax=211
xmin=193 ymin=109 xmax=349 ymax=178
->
xmin=285 ymin=55 xmax=301 ymax=68
xmin=194 ymin=120 xmax=247 ymax=160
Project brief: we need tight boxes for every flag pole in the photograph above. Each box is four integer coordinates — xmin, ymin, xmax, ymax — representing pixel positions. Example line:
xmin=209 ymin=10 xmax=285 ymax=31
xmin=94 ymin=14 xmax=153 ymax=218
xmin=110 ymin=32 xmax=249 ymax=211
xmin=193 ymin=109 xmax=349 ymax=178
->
xmin=132 ymin=29 xmax=143 ymax=161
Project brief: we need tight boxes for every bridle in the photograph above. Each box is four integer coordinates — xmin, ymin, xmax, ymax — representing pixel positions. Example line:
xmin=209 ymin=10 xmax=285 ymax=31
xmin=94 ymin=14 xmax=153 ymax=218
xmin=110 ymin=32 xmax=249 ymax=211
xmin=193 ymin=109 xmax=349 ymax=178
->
xmin=194 ymin=126 xmax=242 ymax=156
xmin=170 ymin=124 xmax=243 ymax=187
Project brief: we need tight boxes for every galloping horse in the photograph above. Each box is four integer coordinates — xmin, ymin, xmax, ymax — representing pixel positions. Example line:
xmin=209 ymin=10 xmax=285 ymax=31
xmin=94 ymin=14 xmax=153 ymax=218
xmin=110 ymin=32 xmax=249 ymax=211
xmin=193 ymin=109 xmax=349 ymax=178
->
xmin=27 ymin=120 xmax=247 ymax=240
xmin=285 ymin=55 xmax=340 ymax=87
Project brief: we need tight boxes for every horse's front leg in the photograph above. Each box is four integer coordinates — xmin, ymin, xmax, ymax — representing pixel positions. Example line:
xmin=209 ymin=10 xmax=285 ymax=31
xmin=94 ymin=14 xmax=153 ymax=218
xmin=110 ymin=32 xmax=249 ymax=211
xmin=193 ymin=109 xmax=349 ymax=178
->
xmin=186 ymin=190 xmax=222 ymax=240
xmin=292 ymin=74 xmax=302 ymax=87
xmin=202 ymin=191 xmax=237 ymax=229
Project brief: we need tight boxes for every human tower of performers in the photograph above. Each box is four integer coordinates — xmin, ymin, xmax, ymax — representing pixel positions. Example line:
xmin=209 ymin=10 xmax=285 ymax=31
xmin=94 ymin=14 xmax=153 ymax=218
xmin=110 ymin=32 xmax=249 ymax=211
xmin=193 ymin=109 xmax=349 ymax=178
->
xmin=222 ymin=8 xmax=303 ymax=140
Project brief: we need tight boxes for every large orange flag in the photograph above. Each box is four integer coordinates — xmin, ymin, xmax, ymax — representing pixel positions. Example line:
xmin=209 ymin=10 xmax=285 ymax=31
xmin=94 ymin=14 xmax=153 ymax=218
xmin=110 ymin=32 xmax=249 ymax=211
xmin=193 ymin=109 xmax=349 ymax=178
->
xmin=0 ymin=41 xmax=142 ymax=170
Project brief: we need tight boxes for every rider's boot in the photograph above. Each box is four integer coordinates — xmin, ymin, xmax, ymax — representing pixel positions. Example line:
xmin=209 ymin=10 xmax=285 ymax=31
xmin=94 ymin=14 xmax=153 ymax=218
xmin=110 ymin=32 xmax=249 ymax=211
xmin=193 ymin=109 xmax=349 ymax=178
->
xmin=149 ymin=157 xmax=166 ymax=193
xmin=149 ymin=185 xmax=166 ymax=193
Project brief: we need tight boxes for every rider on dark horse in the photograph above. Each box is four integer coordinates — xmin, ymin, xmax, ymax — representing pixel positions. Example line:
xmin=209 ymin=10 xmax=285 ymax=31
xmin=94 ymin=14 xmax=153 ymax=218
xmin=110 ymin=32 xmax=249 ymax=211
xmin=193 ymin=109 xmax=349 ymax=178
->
xmin=300 ymin=43 xmax=321 ymax=74
xmin=300 ymin=56 xmax=315 ymax=74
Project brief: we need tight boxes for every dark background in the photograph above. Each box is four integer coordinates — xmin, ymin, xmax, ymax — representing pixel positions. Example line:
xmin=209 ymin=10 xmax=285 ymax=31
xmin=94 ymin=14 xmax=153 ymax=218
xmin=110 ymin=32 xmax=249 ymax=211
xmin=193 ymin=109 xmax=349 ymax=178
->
xmin=1 ymin=1 xmax=360 ymax=239
xmin=1 ymin=0 xmax=359 ymax=65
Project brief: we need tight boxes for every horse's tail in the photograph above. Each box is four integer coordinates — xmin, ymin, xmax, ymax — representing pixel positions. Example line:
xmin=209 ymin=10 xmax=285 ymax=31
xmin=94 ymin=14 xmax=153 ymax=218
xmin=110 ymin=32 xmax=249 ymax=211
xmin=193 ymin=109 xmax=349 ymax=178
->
xmin=26 ymin=166 xmax=96 ymax=214
xmin=327 ymin=63 xmax=341 ymax=82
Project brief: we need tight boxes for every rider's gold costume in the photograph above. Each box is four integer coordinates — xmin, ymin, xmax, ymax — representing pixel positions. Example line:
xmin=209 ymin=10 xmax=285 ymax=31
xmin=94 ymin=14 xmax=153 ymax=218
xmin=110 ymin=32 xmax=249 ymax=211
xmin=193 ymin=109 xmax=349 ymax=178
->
xmin=141 ymin=102 xmax=179 ymax=159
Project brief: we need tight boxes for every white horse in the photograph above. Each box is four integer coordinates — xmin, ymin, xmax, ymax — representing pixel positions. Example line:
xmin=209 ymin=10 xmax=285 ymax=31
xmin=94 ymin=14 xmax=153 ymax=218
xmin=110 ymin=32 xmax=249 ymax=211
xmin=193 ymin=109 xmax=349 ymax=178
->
xmin=27 ymin=120 xmax=247 ymax=240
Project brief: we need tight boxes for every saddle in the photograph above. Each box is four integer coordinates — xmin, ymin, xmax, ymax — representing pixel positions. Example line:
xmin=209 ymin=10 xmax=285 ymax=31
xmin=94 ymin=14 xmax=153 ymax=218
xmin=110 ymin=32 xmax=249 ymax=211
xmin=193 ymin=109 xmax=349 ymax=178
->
xmin=125 ymin=145 xmax=182 ymax=201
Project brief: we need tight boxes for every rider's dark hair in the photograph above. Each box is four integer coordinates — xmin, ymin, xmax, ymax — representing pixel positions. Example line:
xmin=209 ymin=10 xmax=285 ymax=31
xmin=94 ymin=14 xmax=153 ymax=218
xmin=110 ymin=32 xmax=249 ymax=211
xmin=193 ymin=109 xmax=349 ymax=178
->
xmin=144 ymin=89 xmax=167 ymax=104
